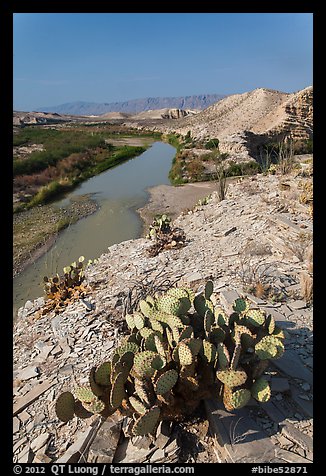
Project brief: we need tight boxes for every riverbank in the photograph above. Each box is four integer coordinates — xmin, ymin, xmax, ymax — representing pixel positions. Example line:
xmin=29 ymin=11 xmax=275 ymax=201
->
xmin=138 ymin=181 xmax=218 ymax=229
xmin=13 ymin=195 xmax=98 ymax=277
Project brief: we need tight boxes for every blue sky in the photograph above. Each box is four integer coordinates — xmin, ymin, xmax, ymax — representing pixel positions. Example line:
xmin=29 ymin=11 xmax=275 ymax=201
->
xmin=13 ymin=13 xmax=313 ymax=111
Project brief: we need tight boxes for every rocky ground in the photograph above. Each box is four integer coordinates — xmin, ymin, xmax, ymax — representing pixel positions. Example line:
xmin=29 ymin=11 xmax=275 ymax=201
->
xmin=13 ymin=164 xmax=313 ymax=464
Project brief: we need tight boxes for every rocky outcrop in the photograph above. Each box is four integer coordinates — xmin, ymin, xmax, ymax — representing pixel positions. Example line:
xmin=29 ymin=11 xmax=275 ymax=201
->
xmin=126 ymin=87 xmax=313 ymax=161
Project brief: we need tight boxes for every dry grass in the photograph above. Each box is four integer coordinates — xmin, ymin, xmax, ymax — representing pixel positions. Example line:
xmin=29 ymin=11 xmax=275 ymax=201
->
xmin=285 ymin=231 xmax=312 ymax=262
xmin=299 ymin=271 xmax=313 ymax=304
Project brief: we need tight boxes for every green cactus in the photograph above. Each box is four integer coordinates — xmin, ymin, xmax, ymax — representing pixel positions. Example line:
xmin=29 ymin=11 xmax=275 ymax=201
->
xmin=205 ymin=280 xmax=214 ymax=300
xmin=216 ymin=369 xmax=247 ymax=388
xmin=214 ymin=306 xmax=227 ymax=326
xmin=157 ymin=295 xmax=191 ymax=316
xmin=125 ymin=313 xmax=136 ymax=330
xmin=201 ymin=339 xmax=217 ymax=363
xmin=177 ymin=342 xmax=194 ymax=366
xmin=82 ymin=398 xmax=106 ymax=414
xmin=233 ymin=297 xmax=250 ymax=314
xmin=217 ymin=342 xmax=230 ymax=370
xmin=110 ymin=372 xmax=126 ymax=409
xmin=155 ymin=369 xmax=178 ymax=395
xmin=74 ymin=387 xmax=96 ymax=403
xmin=245 ymin=308 xmax=265 ymax=327
xmin=54 ymin=278 xmax=286 ymax=436
xmin=255 ymin=335 xmax=285 ymax=360
xmin=209 ymin=326 xmax=226 ymax=345
xmin=204 ymin=310 xmax=214 ymax=335
xmin=194 ymin=294 xmax=214 ymax=317
xmin=149 ymin=319 xmax=164 ymax=334
xmin=230 ymin=388 xmax=251 ymax=409
xmin=179 ymin=325 xmax=194 ymax=340
xmin=251 ymin=377 xmax=271 ymax=402
xmin=89 ymin=368 xmax=105 ymax=397
xmin=129 ymin=396 xmax=148 ymax=414
xmin=95 ymin=362 xmax=111 ymax=386
xmin=139 ymin=299 xmax=154 ymax=318
xmin=266 ymin=314 xmax=276 ymax=334
xmin=55 ymin=391 xmax=75 ymax=422
xmin=134 ymin=312 xmax=146 ymax=330
xmin=132 ymin=406 xmax=161 ymax=436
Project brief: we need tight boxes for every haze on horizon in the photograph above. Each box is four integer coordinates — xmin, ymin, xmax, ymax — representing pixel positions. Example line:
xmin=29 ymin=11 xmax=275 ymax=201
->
xmin=13 ymin=13 xmax=313 ymax=112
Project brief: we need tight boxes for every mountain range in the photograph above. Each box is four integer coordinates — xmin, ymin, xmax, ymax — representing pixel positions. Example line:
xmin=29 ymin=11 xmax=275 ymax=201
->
xmin=37 ymin=94 xmax=226 ymax=116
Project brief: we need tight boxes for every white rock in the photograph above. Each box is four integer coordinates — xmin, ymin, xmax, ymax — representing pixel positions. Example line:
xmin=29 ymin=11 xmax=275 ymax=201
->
xmin=17 ymin=366 xmax=40 ymax=381
xmin=31 ymin=433 xmax=50 ymax=452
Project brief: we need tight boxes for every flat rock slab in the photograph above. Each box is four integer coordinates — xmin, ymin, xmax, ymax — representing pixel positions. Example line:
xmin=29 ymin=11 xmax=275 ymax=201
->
xmin=87 ymin=415 xmax=123 ymax=463
xmin=290 ymin=385 xmax=313 ymax=418
xmin=13 ymin=380 xmax=55 ymax=416
xmin=275 ymin=448 xmax=313 ymax=463
xmin=270 ymin=377 xmax=290 ymax=393
xmin=271 ymin=350 xmax=313 ymax=385
xmin=280 ymin=421 xmax=313 ymax=456
xmin=204 ymin=398 xmax=279 ymax=463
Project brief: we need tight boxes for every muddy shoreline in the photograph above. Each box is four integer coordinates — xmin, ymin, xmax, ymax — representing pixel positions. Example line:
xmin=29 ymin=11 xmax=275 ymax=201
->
xmin=13 ymin=195 xmax=99 ymax=277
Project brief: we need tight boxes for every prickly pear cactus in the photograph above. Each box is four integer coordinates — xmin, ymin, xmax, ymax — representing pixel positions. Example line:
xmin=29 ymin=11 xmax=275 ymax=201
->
xmin=55 ymin=279 xmax=285 ymax=436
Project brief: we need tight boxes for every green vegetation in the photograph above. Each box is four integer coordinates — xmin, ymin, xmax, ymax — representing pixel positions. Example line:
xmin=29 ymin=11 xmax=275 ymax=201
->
xmin=54 ymin=280 xmax=285 ymax=435
xmin=205 ymin=138 xmax=220 ymax=149
xmin=13 ymin=126 xmax=152 ymax=209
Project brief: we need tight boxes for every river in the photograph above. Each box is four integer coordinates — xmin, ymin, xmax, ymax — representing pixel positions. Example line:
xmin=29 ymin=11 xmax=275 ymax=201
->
xmin=13 ymin=141 xmax=176 ymax=315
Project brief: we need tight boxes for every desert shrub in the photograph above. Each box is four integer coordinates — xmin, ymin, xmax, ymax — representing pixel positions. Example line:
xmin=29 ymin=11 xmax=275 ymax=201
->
xmin=55 ymin=280 xmax=285 ymax=436
xmin=205 ymin=138 xmax=220 ymax=149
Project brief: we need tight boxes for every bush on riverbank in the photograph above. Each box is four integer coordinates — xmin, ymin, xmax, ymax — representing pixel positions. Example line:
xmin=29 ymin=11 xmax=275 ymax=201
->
xmin=13 ymin=125 xmax=150 ymax=209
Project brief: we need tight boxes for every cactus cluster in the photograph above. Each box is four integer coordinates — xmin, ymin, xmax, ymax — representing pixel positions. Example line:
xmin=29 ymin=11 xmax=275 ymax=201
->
xmin=55 ymin=280 xmax=285 ymax=436
xmin=146 ymin=214 xmax=171 ymax=240
xmin=146 ymin=215 xmax=186 ymax=257
xmin=40 ymin=256 xmax=96 ymax=316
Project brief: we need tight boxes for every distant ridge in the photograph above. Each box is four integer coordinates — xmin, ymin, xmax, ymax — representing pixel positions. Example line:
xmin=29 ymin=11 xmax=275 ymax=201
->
xmin=37 ymin=94 xmax=226 ymax=116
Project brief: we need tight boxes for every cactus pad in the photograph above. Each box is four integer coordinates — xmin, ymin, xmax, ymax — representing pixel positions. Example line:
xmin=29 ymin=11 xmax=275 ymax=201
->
xmin=74 ymin=387 xmax=96 ymax=403
xmin=266 ymin=314 xmax=276 ymax=334
xmin=216 ymin=369 xmax=247 ymax=388
xmin=55 ymin=391 xmax=75 ymax=422
xmin=183 ymin=337 xmax=202 ymax=356
xmin=245 ymin=309 xmax=265 ymax=327
xmin=205 ymin=280 xmax=214 ymax=299
xmin=110 ymin=372 xmax=126 ymax=408
xmin=255 ymin=336 xmax=284 ymax=360
xmin=150 ymin=319 xmax=164 ymax=334
xmin=179 ymin=325 xmax=194 ymax=341
xmin=129 ymin=396 xmax=147 ymax=414
xmin=214 ymin=306 xmax=227 ymax=326
xmin=201 ymin=339 xmax=217 ymax=363
xmin=139 ymin=299 xmax=153 ymax=318
xmin=82 ymin=398 xmax=105 ymax=414
xmin=134 ymin=312 xmax=146 ymax=330
xmin=230 ymin=388 xmax=251 ymax=409
xmin=217 ymin=342 xmax=230 ymax=370
xmin=155 ymin=369 xmax=178 ymax=395
xmin=210 ymin=326 xmax=226 ymax=344
xmin=95 ymin=362 xmax=111 ymax=386
xmin=251 ymin=378 xmax=271 ymax=402
xmin=204 ymin=310 xmax=214 ymax=334
xmin=178 ymin=342 xmax=194 ymax=366
xmin=194 ymin=294 xmax=214 ymax=317
xmin=233 ymin=298 xmax=250 ymax=314
xmin=125 ymin=313 xmax=136 ymax=330
xmin=132 ymin=406 xmax=161 ymax=436
xmin=89 ymin=368 xmax=104 ymax=397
